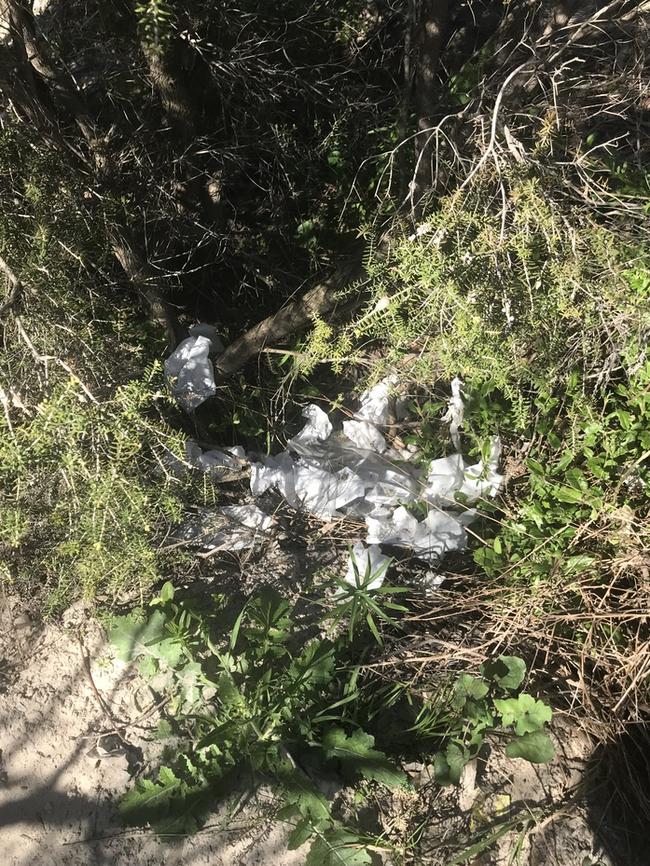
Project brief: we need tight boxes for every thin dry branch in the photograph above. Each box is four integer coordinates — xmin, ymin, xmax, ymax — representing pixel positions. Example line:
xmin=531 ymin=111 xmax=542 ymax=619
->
xmin=0 ymin=254 xmax=24 ymax=317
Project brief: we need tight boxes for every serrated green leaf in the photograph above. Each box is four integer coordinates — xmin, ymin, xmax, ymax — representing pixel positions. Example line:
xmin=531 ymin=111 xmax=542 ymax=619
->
xmin=481 ymin=656 xmax=526 ymax=691
xmin=506 ymin=731 xmax=555 ymax=763
xmin=305 ymin=830 xmax=372 ymax=866
xmin=119 ymin=766 xmax=181 ymax=825
xmin=152 ymin=782 xmax=213 ymax=835
xmin=289 ymin=640 xmax=335 ymax=689
xmin=494 ymin=694 xmax=552 ymax=735
xmin=321 ymin=727 xmax=407 ymax=788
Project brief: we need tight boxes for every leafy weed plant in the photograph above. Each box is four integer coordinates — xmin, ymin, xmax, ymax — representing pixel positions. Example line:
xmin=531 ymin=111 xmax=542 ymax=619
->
xmin=110 ymin=582 xmax=553 ymax=862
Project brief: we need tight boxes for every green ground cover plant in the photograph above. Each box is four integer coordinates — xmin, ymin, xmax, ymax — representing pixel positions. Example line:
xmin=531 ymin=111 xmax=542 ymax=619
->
xmin=109 ymin=580 xmax=552 ymax=861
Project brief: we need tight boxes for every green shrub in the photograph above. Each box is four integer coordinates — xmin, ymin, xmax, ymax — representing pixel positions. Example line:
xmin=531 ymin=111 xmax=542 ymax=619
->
xmin=0 ymin=367 xmax=187 ymax=612
xmin=474 ymin=359 xmax=649 ymax=587
xmin=303 ymin=169 xmax=648 ymax=425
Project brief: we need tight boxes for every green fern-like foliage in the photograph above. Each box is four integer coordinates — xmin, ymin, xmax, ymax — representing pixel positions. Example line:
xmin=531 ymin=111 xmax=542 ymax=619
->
xmin=136 ymin=0 xmax=175 ymax=51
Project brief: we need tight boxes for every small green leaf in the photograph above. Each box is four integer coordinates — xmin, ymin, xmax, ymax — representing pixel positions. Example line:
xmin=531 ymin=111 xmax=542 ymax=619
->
xmin=229 ymin=605 xmax=247 ymax=651
xmin=321 ymin=727 xmax=408 ymax=788
xmin=506 ymin=731 xmax=555 ymax=763
xmin=433 ymin=743 xmax=468 ymax=786
xmin=154 ymin=718 xmax=173 ymax=739
xmin=159 ymin=581 xmax=175 ymax=603
xmin=494 ymin=694 xmax=552 ymax=735
xmin=446 ymin=743 xmax=468 ymax=784
xmin=452 ymin=674 xmax=489 ymax=710
xmin=481 ymin=656 xmax=526 ymax=691
xmin=305 ymin=830 xmax=372 ymax=866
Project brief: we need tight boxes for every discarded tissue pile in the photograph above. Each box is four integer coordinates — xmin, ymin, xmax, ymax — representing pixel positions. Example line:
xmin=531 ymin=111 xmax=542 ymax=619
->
xmin=167 ymin=336 xmax=503 ymax=589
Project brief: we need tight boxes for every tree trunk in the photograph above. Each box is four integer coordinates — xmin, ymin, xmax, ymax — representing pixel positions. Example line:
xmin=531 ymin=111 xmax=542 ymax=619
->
xmin=412 ymin=0 xmax=449 ymax=205
xmin=141 ymin=39 xmax=197 ymax=139
xmin=0 ymin=0 xmax=182 ymax=346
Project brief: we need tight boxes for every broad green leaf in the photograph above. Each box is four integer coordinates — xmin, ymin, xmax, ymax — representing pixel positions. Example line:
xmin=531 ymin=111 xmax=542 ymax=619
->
xmin=494 ymin=694 xmax=552 ymax=735
xmin=288 ymin=818 xmax=317 ymax=850
xmin=321 ymin=727 xmax=408 ymax=788
xmin=154 ymin=637 xmax=184 ymax=667
xmin=216 ymin=671 xmax=244 ymax=708
xmin=176 ymin=661 xmax=204 ymax=706
xmin=506 ymin=731 xmax=555 ymax=763
xmin=110 ymin=610 xmax=167 ymax=662
xmin=481 ymin=656 xmax=526 ymax=691
xmin=563 ymin=555 xmax=595 ymax=574
xmin=282 ymin=771 xmax=331 ymax=823
xmin=434 ymin=743 xmax=468 ymax=786
xmin=451 ymin=674 xmax=489 ymax=710
xmin=552 ymin=485 xmax=583 ymax=504
xmin=305 ymin=830 xmax=372 ymax=866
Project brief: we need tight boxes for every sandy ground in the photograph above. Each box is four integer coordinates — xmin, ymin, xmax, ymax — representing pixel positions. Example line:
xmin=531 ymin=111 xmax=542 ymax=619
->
xmin=0 ymin=597 xmax=304 ymax=866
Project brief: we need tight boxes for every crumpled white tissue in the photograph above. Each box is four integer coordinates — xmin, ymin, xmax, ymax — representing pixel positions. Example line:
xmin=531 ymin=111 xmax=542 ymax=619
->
xmin=250 ymin=452 xmax=297 ymax=500
xmin=459 ymin=437 xmax=503 ymax=503
xmin=287 ymin=404 xmax=333 ymax=454
xmin=165 ymin=335 xmax=216 ymax=412
xmin=345 ymin=543 xmax=391 ymax=590
xmin=423 ymin=453 xmax=465 ymax=505
xmin=182 ymin=375 xmax=502 ymax=580
xmin=365 ymin=505 xmax=468 ymax=564
xmin=178 ymin=503 xmax=274 ymax=551
xmin=220 ymin=504 xmax=274 ymax=532
xmin=442 ymin=376 xmax=464 ymax=450
xmin=341 ymin=374 xmax=399 ymax=453
xmin=342 ymin=419 xmax=387 ymax=453
xmin=293 ymin=461 xmax=365 ymax=518
xmin=186 ymin=442 xmax=247 ymax=475
xmin=357 ymin=375 xmax=399 ymax=425
xmin=188 ymin=323 xmax=225 ymax=352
